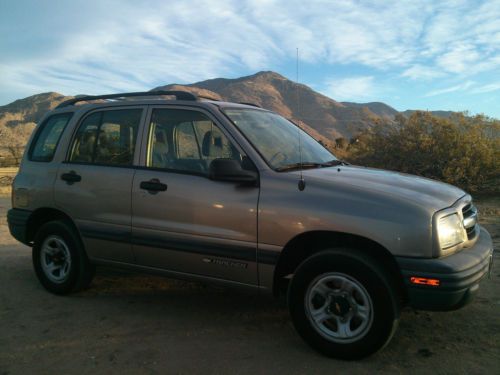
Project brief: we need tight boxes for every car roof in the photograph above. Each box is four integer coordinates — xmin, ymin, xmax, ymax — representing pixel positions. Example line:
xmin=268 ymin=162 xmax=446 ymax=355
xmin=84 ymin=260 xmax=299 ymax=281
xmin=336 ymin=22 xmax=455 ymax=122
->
xmin=52 ymin=90 xmax=266 ymax=113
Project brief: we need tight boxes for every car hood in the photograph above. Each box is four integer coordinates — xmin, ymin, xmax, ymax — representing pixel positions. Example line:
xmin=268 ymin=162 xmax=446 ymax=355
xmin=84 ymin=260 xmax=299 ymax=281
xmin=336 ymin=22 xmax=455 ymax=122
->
xmin=302 ymin=165 xmax=465 ymax=210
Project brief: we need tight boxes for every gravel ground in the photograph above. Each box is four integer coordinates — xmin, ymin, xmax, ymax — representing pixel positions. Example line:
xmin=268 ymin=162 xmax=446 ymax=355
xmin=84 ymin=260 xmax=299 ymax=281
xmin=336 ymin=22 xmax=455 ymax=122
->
xmin=0 ymin=194 xmax=499 ymax=374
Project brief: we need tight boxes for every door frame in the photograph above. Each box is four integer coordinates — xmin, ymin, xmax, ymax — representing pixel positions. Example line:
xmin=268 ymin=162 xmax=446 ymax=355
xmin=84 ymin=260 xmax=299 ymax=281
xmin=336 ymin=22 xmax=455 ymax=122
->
xmin=62 ymin=104 xmax=149 ymax=167
xmin=54 ymin=105 xmax=149 ymax=263
xmin=137 ymin=104 xmax=257 ymax=173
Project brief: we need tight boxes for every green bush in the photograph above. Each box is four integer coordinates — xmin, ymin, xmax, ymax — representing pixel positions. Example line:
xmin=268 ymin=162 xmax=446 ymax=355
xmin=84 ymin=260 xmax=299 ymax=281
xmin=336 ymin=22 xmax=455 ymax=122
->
xmin=347 ymin=111 xmax=500 ymax=193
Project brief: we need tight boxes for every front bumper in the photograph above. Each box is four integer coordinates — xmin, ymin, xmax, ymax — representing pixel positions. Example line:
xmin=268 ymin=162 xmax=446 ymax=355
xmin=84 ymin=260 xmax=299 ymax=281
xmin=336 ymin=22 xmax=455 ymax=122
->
xmin=7 ymin=208 xmax=32 ymax=245
xmin=396 ymin=226 xmax=494 ymax=311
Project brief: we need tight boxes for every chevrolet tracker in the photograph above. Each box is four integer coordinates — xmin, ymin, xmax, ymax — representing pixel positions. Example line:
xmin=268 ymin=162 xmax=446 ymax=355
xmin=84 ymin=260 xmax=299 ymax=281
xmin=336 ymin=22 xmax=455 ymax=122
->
xmin=7 ymin=91 xmax=494 ymax=359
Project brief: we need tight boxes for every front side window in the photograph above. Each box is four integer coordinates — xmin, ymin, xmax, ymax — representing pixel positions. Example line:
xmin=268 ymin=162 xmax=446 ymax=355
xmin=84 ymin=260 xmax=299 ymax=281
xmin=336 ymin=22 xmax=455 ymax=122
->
xmin=223 ymin=109 xmax=336 ymax=170
xmin=69 ymin=109 xmax=142 ymax=166
xmin=176 ymin=122 xmax=200 ymax=159
xmin=29 ymin=113 xmax=73 ymax=162
xmin=147 ymin=109 xmax=243 ymax=175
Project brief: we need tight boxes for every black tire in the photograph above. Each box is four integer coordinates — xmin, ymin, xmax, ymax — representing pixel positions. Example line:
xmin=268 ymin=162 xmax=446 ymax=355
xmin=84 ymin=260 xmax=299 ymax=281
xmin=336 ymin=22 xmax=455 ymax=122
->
xmin=288 ymin=248 xmax=400 ymax=360
xmin=32 ymin=220 xmax=95 ymax=295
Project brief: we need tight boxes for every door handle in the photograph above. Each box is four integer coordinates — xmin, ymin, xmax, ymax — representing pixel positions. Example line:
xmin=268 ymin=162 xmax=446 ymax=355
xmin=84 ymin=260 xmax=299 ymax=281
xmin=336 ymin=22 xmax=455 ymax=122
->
xmin=61 ymin=171 xmax=81 ymax=185
xmin=140 ymin=179 xmax=168 ymax=193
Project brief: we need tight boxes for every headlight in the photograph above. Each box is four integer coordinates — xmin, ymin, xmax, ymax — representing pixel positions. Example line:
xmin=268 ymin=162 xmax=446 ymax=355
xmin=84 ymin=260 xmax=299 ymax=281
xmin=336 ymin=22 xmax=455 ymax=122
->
xmin=438 ymin=213 xmax=466 ymax=250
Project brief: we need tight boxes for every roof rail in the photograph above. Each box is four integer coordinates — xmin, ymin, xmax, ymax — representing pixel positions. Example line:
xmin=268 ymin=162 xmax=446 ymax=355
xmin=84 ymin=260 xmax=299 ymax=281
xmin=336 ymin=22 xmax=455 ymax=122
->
xmin=239 ymin=102 xmax=261 ymax=108
xmin=55 ymin=90 xmax=198 ymax=109
xmin=197 ymin=95 xmax=221 ymax=101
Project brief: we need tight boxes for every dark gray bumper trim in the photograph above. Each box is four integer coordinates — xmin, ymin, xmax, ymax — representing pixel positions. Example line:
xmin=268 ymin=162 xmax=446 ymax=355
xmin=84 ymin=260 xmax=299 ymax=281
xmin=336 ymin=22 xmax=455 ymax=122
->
xmin=7 ymin=208 xmax=32 ymax=245
xmin=80 ymin=225 xmax=278 ymax=265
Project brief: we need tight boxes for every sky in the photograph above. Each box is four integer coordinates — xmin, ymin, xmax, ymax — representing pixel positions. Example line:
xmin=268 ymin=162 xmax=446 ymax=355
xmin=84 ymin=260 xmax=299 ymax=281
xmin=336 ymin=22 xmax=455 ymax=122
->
xmin=1 ymin=0 xmax=500 ymax=117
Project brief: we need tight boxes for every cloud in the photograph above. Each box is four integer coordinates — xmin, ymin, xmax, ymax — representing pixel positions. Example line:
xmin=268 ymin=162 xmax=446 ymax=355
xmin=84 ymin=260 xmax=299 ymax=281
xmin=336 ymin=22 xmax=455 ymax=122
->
xmin=471 ymin=82 xmax=500 ymax=94
xmin=402 ymin=65 xmax=444 ymax=80
xmin=1 ymin=0 xmax=500 ymax=107
xmin=424 ymin=81 xmax=475 ymax=97
xmin=436 ymin=44 xmax=481 ymax=74
xmin=421 ymin=1 xmax=500 ymax=75
xmin=248 ymin=0 xmax=428 ymax=68
xmin=0 ymin=1 xmax=283 ymax=97
xmin=323 ymin=76 xmax=376 ymax=101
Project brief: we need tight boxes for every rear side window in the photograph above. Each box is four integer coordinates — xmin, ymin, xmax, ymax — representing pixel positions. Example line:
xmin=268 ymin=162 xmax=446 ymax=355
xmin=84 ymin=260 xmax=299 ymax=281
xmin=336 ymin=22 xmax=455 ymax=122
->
xmin=69 ymin=109 xmax=142 ymax=166
xmin=29 ymin=113 xmax=73 ymax=162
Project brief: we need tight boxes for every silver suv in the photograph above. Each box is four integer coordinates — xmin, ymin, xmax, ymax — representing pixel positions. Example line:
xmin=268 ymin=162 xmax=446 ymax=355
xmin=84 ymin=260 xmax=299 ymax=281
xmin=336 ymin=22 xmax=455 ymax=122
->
xmin=8 ymin=91 xmax=494 ymax=359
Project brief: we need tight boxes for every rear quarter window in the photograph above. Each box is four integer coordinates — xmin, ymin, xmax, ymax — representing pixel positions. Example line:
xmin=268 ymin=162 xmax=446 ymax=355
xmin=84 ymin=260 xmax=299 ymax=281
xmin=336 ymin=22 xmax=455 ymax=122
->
xmin=29 ymin=113 xmax=73 ymax=162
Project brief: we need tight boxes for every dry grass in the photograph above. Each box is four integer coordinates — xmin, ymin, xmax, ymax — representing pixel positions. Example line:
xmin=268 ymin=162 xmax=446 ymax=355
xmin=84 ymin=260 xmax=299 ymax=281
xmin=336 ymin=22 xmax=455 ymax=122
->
xmin=0 ymin=167 xmax=16 ymax=197
xmin=0 ymin=167 xmax=18 ymax=175
xmin=0 ymin=185 xmax=11 ymax=197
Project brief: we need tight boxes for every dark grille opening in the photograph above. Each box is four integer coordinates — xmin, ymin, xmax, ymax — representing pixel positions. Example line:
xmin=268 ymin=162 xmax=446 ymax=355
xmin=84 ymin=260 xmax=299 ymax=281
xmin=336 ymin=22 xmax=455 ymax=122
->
xmin=462 ymin=203 xmax=472 ymax=216
xmin=466 ymin=226 xmax=476 ymax=237
xmin=462 ymin=202 xmax=478 ymax=240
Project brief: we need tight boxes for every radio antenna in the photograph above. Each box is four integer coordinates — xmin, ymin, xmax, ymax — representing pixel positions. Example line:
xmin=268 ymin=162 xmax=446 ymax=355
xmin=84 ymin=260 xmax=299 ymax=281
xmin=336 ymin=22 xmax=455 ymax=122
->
xmin=296 ymin=48 xmax=305 ymax=191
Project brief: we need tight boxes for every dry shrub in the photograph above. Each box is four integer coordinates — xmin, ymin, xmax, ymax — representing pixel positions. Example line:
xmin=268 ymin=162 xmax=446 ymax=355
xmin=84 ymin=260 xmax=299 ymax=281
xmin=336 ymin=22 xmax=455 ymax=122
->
xmin=0 ymin=122 xmax=36 ymax=165
xmin=347 ymin=111 xmax=500 ymax=193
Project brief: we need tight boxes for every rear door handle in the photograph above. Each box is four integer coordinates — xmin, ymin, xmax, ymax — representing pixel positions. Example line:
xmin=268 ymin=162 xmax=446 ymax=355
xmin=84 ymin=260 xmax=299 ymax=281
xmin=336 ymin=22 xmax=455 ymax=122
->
xmin=140 ymin=179 xmax=168 ymax=193
xmin=61 ymin=171 xmax=81 ymax=185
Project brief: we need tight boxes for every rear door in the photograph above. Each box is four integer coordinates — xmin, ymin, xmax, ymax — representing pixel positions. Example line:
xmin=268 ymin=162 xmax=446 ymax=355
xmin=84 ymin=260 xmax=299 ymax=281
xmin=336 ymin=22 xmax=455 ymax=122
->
xmin=54 ymin=106 xmax=146 ymax=262
xmin=131 ymin=106 xmax=259 ymax=285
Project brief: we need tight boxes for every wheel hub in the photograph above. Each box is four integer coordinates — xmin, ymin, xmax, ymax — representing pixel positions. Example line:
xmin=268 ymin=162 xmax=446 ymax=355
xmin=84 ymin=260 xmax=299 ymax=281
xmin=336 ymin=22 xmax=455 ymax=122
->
xmin=305 ymin=272 xmax=374 ymax=343
xmin=51 ymin=253 xmax=65 ymax=264
xmin=328 ymin=295 xmax=350 ymax=317
xmin=40 ymin=235 xmax=72 ymax=284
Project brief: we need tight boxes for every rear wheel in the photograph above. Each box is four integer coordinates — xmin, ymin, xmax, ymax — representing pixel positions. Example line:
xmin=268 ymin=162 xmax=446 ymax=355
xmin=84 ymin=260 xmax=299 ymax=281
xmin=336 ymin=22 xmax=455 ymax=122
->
xmin=288 ymin=248 xmax=400 ymax=360
xmin=33 ymin=221 xmax=95 ymax=294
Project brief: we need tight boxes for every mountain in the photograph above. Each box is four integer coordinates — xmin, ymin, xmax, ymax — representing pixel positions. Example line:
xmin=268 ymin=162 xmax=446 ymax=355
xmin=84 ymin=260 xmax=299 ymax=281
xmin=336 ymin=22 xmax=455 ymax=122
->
xmin=0 ymin=92 xmax=71 ymax=134
xmin=153 ymin=71 xmax=386 ymax=140
xmin=341 ymin=101 xmax=399 ymax=119
xmin=0 ymin=92 xmax=71 ymax=128
xmin=1 ymin=71 xmax=467 ymax=147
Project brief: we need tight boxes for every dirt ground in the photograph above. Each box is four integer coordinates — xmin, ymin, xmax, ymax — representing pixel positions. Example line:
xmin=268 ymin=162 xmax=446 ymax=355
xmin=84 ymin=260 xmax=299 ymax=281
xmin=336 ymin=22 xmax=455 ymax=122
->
xmin=0 ymin=190 xmax=499 ymax=374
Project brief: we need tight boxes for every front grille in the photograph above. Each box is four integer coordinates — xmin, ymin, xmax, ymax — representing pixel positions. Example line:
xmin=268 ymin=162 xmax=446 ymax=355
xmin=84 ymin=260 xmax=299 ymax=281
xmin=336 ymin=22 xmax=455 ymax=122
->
xmin=466 ymin=226 xmax=476 ymax=239
xmin=462 ymin=202 xmax=478 ymax=240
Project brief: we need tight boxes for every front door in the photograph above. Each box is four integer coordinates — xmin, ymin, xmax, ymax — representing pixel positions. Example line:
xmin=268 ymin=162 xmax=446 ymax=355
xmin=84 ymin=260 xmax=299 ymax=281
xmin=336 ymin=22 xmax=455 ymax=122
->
xmin=54 ymin=107 xmax=145 ymax=262
xmin=131 ymin=107 xmax=259 ymax=285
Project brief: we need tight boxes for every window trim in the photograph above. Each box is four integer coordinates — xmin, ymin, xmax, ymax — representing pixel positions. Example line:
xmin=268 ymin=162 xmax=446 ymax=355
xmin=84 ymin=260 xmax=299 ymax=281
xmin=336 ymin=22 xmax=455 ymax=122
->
xmin=143 ymin=106 xmax=252 ymax=179
xmin=136 ymin=164 xmax=208 ymax=178
xmin=219 ymin=107 xmax=274 ymax=171
xmin=65 ymin=106 xmax=145 ymax=167
xmin=28 ymin=112 xmax=74 ymax=162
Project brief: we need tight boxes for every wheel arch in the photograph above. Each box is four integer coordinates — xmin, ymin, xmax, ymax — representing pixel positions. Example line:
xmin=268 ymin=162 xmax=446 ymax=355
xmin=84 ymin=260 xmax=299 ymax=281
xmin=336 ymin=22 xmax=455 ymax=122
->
xmin=272 ymin=230 xmax=406 ymax=301
xmin=26 ymin=207 xmax=80 ymax=244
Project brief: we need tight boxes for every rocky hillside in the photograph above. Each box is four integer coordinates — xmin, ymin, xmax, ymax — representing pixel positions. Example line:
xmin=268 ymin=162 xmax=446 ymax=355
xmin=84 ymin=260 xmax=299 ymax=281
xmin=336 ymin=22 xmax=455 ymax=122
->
xmin=0 ymin=92 xmax=70 ymax=128
xmin=341 ymin=101 xmax=399 ymax=120
xmin=0 ymin=71 xmax=465 ymax=145
xmin=154 ymin=71 xmax=390 ymax=140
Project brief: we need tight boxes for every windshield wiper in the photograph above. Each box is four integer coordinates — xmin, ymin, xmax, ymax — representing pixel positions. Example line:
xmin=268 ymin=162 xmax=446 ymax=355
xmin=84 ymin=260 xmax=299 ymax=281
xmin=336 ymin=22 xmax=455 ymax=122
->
xmin=275 ymin=160 xmax=348 ymax=172
xmin=276 ymin=162 xmax=324 ymax=172
xmin=320 ymin=159 xmax=348 ymax=167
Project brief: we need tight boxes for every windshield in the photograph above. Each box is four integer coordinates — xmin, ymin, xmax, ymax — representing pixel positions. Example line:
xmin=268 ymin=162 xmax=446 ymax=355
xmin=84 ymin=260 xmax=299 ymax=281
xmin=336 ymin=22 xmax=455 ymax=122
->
xmin=223 ymin=109 xmax=337 ymax=170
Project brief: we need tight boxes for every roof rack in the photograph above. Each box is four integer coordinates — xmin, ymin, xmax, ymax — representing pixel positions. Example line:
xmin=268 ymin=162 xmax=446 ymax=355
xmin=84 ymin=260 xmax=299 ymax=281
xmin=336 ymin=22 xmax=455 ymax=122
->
xmin=239 ymin=102 xmax=261 ymax=108
xmin=55 ymin=90 xmax=198 ymax=109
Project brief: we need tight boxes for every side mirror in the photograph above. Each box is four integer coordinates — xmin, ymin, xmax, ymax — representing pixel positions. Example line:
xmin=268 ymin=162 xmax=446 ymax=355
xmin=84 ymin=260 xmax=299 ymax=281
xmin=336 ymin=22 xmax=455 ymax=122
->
xmin=209 ymin=158 xmax=258 ymax=184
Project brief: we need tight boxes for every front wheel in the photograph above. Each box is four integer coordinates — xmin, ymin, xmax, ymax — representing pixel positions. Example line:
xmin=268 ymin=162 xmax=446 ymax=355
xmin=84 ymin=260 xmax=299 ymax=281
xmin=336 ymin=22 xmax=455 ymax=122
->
xmin=288 ymin=249 xmax=400 ymax=360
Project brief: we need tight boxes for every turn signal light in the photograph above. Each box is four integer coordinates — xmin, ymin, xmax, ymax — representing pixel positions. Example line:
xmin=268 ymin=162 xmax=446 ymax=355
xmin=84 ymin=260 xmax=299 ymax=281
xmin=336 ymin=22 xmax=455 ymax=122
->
xmin=410 ymin=277 xmax=440 ymax=287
